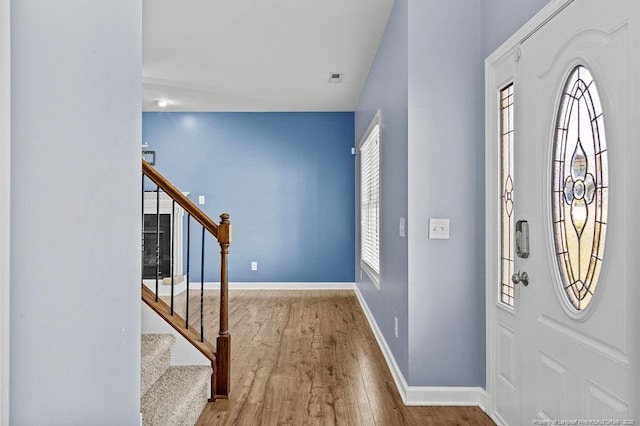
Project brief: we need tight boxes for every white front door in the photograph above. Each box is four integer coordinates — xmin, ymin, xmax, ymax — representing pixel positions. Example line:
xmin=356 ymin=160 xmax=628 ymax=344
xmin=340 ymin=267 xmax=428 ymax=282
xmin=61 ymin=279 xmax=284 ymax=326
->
xmin=486 ymin=1 xmax=640 ymax=424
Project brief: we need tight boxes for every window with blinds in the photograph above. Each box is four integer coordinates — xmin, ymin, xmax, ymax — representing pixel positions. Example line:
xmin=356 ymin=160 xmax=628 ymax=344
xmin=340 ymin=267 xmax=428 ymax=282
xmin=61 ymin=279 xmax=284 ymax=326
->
xmin=360 ymin=114 xmax=380 ymax=287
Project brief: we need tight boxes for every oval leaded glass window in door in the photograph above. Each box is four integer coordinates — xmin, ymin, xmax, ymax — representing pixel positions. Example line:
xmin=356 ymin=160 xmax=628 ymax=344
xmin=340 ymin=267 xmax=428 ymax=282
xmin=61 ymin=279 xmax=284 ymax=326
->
xmin=552 ymin=65 xmax=608 ymax=311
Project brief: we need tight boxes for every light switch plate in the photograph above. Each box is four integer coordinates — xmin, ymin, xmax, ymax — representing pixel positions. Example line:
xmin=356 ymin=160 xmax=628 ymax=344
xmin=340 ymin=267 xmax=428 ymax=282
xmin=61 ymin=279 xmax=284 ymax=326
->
xmin=429 ymin=218 xmax=450 ymax=239
xmin=198 ymin=195 xmax=205 ymax=205
xmin=399 ymin=217 xmax=405 ymax=238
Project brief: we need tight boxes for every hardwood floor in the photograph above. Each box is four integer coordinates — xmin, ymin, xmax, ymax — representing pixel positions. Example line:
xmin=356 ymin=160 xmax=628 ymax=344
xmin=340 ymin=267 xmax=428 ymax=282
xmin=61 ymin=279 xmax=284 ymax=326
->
xmin=166 ymin=290 xmax=494 ymax=425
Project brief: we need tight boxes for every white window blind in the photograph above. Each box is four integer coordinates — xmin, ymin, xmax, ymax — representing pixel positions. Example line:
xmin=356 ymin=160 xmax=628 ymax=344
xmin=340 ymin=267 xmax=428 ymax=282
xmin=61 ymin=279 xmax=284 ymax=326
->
xmin=360 ymin=121 xmax=380 ymax=285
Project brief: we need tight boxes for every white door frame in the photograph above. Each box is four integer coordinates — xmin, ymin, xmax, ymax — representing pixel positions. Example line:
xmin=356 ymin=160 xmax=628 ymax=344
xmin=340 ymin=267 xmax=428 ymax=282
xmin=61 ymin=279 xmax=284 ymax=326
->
xmin=484 ymin=0 xmax=577 ymax=423
xmin=0 ymin=0 xmax=10 ymax=424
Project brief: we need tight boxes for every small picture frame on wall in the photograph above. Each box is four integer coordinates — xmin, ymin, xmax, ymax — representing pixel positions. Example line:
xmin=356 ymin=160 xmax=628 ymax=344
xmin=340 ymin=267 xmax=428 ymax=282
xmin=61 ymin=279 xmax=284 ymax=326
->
xmin=142 ymin=150 xmax=155 ymax=165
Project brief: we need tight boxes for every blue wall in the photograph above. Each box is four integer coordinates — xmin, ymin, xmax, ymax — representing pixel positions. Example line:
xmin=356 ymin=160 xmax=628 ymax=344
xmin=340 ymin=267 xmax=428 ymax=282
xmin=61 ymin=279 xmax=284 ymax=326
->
xmin=481 ymin=0 xmax=551 ymax=58
xmin=407 ymin=0 xmax=485 ymax=387
xmin=355 ymin=0 xmax=409 ymax=380
xmin=142 ymin=112 xmax=355 ymax=283
xmin=355 ymin=0 xmax=550 ymax=388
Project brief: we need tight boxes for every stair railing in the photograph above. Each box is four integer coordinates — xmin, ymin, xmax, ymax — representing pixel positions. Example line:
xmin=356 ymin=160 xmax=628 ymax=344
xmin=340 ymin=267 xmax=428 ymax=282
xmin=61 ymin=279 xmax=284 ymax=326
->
xmin=141 ymin=159 xmax=231 ymax=399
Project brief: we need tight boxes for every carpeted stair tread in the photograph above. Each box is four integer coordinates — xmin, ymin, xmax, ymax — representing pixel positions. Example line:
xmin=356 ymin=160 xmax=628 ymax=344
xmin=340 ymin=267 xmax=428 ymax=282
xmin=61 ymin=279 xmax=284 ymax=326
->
xmin=141 ymin=334 xmax=176 ymax=397
xmin=141 ymin=365 xmax=212 ymax=426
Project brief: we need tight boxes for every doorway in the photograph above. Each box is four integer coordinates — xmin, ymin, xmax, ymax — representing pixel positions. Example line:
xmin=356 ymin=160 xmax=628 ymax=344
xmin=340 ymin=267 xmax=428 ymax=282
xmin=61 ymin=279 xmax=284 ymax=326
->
xmin=485 ymin=0 xmax=639 ymax=424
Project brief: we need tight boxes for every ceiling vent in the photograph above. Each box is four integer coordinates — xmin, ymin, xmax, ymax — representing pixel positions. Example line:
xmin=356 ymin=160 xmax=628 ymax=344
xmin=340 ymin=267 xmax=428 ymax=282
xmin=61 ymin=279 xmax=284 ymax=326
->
xmin=328 ymin=72 xmax=343 ymax=83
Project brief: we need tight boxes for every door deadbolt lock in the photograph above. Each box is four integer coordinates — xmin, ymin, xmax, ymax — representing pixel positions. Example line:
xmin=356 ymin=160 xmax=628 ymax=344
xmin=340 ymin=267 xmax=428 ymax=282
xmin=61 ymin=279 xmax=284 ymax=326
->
xmin=515 ymin=220 xmax=530 ymax=258
xmin=511 ymin=271 xmax=529 ymax=286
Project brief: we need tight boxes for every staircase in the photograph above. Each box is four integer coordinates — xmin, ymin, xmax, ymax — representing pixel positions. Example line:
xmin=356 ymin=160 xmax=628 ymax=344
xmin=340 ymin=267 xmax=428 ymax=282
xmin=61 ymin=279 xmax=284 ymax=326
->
xmin=141 ymin=334 xmax=212 ymax=425
xmin=141 ymin=159 xmax=232 ymax=421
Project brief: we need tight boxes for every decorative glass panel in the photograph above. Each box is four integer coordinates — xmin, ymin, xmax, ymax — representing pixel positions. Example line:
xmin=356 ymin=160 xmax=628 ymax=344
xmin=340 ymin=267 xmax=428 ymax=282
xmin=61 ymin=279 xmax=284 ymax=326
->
xmin=500 ymin=84 xmax=515 ymax=307
xmin=552 ymin=66 xmax=608 ymax=311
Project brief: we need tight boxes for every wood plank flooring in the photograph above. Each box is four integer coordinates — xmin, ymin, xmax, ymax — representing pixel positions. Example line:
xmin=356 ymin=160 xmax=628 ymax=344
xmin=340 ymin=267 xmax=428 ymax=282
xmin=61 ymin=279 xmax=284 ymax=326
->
xmin=165 ymin=290 xmax=494 ymax=426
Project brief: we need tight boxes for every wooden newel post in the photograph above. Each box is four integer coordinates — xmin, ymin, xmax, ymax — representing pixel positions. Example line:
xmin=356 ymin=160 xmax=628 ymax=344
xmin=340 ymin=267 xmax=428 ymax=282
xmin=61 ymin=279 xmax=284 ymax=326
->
xmin=216 ymin=213 xmax=231 ymax=398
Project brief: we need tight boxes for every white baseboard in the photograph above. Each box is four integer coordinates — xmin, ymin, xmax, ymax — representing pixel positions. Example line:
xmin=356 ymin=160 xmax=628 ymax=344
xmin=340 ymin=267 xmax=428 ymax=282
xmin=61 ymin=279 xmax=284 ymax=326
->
xmin=353 ymin=285 xmax=487 ymax=408
xmin=188 ymin=282 xmax=356 ymax=291
xmin=353 ymin=285 xmax=409 ymax=402
xmin=404 ymin=386 xmax=487 ymax=408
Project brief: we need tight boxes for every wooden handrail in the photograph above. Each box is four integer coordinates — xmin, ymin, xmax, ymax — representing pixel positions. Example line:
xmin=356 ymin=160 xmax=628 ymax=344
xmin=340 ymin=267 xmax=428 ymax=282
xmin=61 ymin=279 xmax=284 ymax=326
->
xmin=142 ymin=159 xmax=218 ymax=239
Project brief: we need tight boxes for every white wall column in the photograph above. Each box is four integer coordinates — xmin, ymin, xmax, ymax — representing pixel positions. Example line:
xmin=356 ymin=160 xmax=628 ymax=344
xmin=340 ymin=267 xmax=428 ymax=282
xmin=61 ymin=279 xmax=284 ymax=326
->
xmin=10 ymin=1 xmax=142 ymax=423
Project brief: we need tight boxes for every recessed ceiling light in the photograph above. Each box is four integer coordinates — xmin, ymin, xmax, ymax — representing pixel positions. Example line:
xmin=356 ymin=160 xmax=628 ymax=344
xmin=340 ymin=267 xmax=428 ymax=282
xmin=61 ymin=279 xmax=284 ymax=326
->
xmin=156 ymin=99 xmax=169 ymax=108
xmin=328 ymin=72 xmax=343 ymax=84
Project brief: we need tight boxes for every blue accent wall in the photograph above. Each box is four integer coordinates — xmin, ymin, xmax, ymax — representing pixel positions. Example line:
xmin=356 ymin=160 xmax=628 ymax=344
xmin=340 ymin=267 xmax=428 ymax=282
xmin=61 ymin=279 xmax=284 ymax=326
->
xmin=142 ymin=112 xmax=355 ymax=283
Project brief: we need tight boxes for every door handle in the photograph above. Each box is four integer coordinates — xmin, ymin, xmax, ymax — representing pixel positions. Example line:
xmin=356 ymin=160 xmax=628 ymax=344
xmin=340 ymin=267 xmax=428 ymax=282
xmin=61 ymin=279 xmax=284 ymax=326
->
xmin=511 ymin=271 xmax=529 ymax=286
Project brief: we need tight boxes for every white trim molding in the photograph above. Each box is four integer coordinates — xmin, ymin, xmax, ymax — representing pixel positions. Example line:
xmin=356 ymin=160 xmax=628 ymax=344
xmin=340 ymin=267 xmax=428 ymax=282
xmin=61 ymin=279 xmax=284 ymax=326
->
xmin=0 ymin=0 xmax=10 ymax=423
xmin=353 ymin=286 xmax=487 ymax=408
xmin=188 ymin=282 xmax=356 ymax=291
xmin=404 ymin=387 xmax=487 ymax=409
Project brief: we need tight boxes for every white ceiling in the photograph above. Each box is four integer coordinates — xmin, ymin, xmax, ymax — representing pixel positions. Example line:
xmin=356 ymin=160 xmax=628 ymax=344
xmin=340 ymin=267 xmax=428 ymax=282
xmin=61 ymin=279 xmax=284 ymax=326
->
xmin=142 ymin=0 xmax=394 ymax=112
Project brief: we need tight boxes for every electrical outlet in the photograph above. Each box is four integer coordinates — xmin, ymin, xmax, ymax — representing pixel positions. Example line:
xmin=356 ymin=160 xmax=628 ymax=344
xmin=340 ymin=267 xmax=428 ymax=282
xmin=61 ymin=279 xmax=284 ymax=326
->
xmin=198 ymin=195 xmax=205 ymax=205
xmin=251 ymin=261 xmax=258 ymax=271
xmin=394 ymin=317 xmax=399 ymax=338
xmin=399 ymin=217 xmax=405 ymax=238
